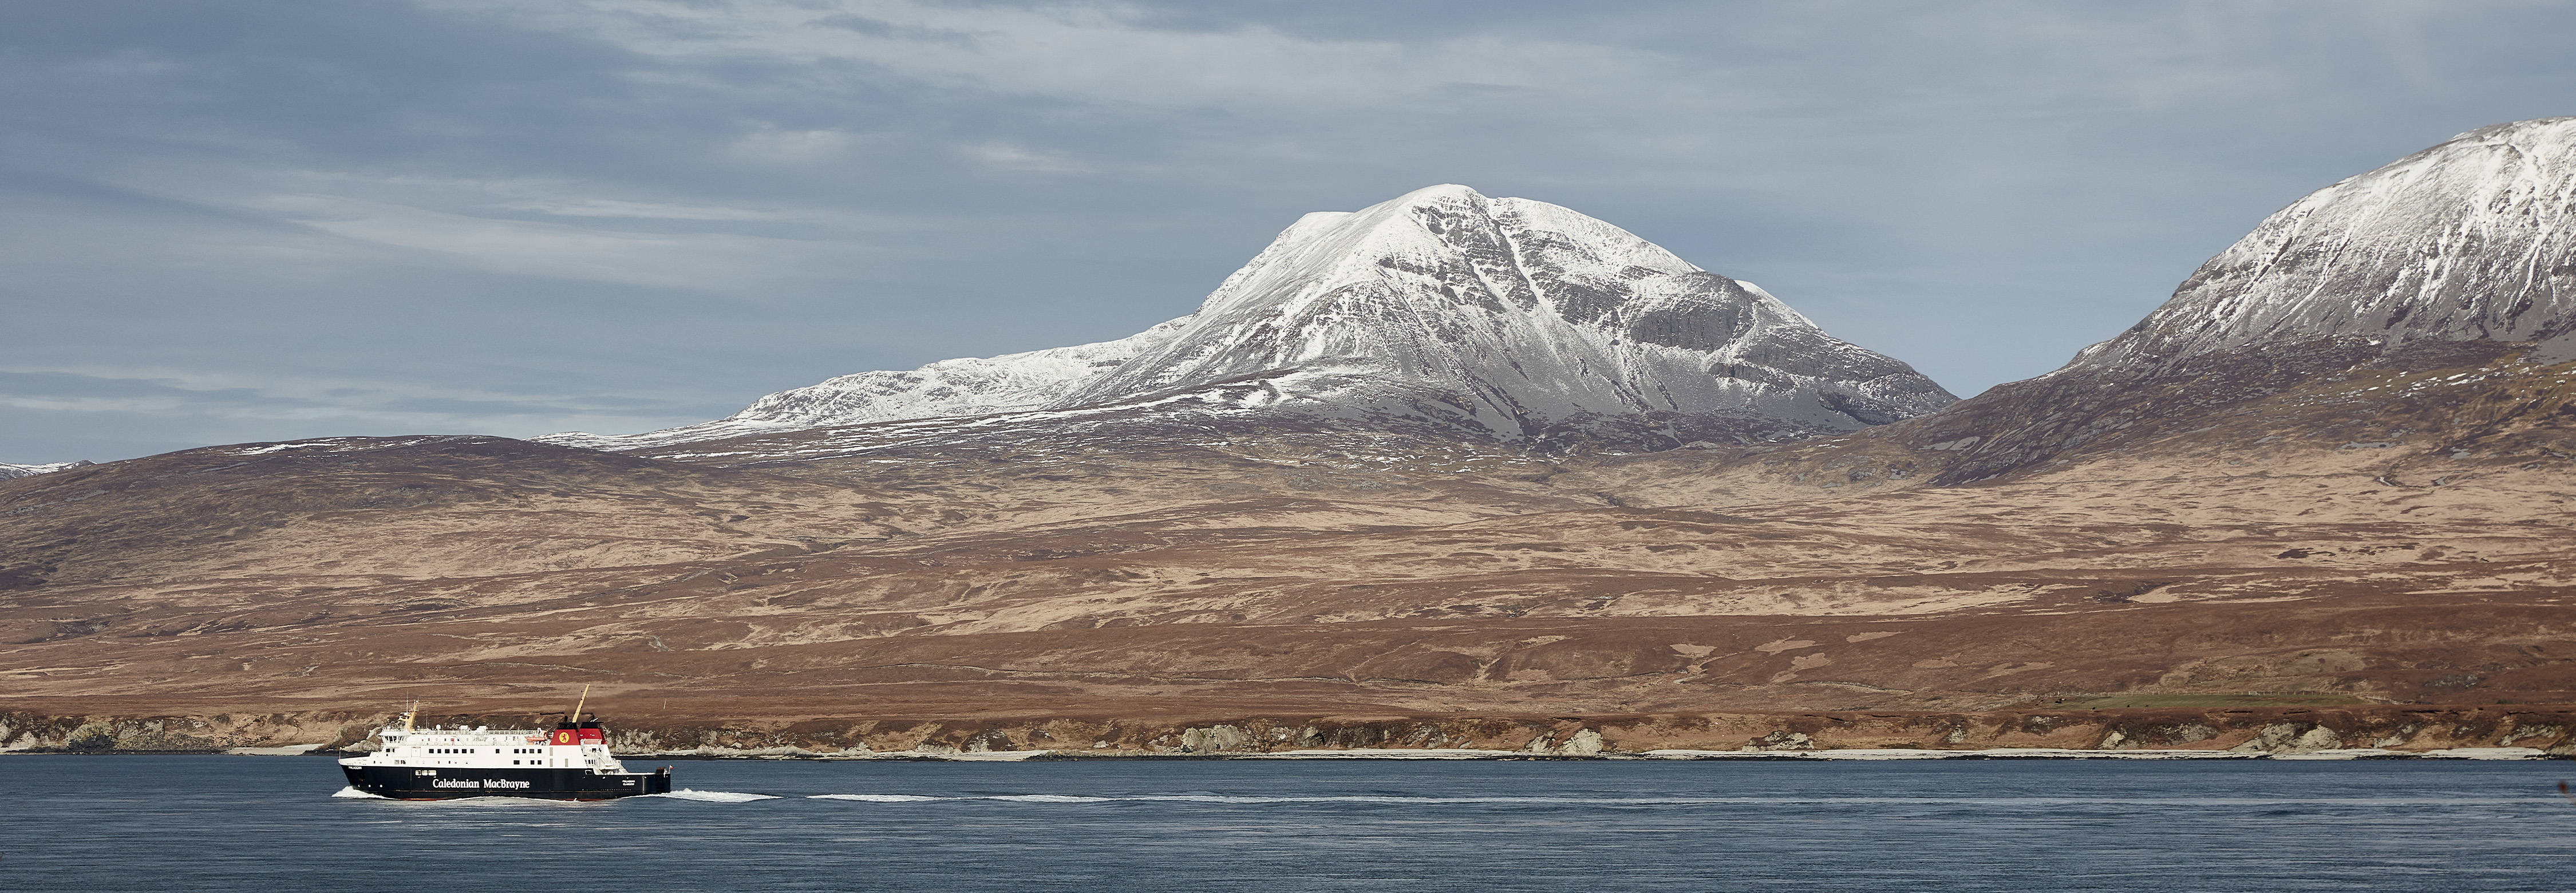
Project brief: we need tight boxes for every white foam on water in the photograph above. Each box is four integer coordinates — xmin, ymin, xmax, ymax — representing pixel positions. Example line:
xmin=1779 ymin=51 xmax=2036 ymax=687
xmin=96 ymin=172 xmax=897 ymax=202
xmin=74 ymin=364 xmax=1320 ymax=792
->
xmin=799 ymin=791 xmax=2515 ymax=809
xmin=806 ymin=793 xmax=1757 ymax=806
xmin=643 ymin=789 xmax=783 ymax=803
xmin=331 ymin=787 xmax=390 ymax=799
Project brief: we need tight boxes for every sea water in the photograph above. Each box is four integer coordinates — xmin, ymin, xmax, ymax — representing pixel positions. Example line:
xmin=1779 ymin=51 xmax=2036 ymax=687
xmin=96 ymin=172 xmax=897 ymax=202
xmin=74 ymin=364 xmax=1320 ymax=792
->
xmin=2 ymin=755 xmax=2570 ymax=891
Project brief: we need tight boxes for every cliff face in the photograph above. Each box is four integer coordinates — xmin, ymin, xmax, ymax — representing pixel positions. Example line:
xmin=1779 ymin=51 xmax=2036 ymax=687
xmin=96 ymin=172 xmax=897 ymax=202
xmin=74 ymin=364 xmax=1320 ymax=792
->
xmin=545 ymin=184 xmax=1953 ymax=457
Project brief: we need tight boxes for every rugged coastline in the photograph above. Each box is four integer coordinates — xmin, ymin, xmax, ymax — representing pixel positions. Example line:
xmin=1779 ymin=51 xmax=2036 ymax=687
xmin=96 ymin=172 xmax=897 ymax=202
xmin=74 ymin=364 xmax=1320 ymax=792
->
xmin=6 ymin=704 xmax=2569 ymax=761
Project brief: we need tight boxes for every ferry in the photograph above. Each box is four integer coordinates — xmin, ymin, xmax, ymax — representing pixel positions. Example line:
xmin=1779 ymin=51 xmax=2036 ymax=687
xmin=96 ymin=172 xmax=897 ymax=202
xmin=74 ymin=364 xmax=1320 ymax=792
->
xmin=338 ymin=692 xmax=673 ymax=800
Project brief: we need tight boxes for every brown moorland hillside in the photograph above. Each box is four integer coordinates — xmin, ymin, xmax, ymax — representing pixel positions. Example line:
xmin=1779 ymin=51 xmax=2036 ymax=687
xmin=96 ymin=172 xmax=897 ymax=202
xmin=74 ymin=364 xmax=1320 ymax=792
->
xmin=3 ymin=341 xmax=2569 ymax=753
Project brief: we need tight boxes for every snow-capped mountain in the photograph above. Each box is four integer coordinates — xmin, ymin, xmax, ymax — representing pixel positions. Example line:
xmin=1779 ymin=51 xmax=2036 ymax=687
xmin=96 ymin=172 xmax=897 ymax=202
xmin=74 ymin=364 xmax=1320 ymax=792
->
xmin=2071 ymin=117 xmax=2576 ymax=376
xmin=0 ymin=460 xmax=90 ymax=480
xmin=546 ymin=185 xmax=1954 ymax=453
xmin=1884 ymin=117 xmax=2576 ymax=484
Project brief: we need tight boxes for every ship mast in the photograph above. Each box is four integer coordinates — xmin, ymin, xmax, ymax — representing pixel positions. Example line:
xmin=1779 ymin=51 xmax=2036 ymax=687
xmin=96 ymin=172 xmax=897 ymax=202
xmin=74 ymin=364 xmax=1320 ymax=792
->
xmin=402 ymin=699 xmax=418 ymax=732
xmin=571 ymin=683 xmax=591 ymax=724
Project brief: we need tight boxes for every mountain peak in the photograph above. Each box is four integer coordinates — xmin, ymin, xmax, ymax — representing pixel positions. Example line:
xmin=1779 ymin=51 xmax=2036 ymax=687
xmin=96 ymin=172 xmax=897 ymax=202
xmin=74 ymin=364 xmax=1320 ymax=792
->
xmin=546 ymin=186 xmax=1955 ymax=455
xmin=1852 ymin=117 xmax=2576 ymax=486
xmin=2066 ymin=116 xmax=2576 ymax=377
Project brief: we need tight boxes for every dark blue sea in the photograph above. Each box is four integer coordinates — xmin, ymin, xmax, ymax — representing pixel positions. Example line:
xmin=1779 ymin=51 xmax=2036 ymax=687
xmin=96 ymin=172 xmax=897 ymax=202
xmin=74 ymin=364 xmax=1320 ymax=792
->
xmin=5 ymin=755 xmax=2571 ymax=891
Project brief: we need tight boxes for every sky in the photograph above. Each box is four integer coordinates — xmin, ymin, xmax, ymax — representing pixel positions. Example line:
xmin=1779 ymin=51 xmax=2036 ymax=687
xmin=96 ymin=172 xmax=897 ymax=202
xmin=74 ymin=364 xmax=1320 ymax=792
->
xmin=7 ymin=0 xmax=2576 ymax=464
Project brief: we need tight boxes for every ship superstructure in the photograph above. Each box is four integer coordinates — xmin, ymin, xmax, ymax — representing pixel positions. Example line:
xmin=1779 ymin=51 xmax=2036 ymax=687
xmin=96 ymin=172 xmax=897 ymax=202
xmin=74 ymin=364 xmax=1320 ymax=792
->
xmin=338 ymin=700 xmax=671 ymax=800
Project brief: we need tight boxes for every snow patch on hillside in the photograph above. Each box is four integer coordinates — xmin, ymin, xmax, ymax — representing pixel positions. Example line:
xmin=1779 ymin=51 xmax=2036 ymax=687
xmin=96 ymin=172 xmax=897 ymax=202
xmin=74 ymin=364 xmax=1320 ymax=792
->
xmin=0 ymin=460 xmax=92 ymax=480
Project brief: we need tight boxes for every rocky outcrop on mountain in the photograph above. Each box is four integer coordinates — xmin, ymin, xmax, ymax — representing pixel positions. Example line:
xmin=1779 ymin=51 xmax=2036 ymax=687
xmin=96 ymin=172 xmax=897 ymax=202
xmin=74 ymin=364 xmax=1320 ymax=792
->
xmin=546 ymin=185 xmax=1954 ymax=457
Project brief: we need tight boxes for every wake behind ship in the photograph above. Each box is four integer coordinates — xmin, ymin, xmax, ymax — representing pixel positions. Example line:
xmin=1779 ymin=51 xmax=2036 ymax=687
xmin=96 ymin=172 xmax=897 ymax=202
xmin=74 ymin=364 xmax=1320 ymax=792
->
xmin=339 ymin=709 xmax=672 ymax=800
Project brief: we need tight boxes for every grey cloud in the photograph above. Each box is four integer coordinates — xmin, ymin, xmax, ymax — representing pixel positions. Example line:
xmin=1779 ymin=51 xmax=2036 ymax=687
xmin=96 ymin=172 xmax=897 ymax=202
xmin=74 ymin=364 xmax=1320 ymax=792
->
xmin=0 ymin=370 xmax=293 ymax=406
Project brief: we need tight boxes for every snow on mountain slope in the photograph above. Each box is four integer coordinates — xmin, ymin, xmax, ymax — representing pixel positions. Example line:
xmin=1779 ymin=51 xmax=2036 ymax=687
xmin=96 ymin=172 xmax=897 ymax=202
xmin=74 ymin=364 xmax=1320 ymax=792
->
xmin=541 ymin=319 xmax=1192 ymax=451
xmin=0 ymin=460 xmax=91 ymax=480
xmin=2069 ymin=117 xmax=2576 ymax=376
xmin=1056 ymin=185 xmax=1953 ymax=437
xmin=1842 ymin=117 xmax=2576 ymax=486
xmin=546 ymin=185 xmax=1954 ymax=453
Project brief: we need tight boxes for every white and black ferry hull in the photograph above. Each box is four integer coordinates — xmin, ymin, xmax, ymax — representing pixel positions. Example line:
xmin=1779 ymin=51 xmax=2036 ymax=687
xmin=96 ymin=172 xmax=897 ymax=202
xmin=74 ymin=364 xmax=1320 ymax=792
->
xmin=343 ymin=764 xmax=673 ymax=800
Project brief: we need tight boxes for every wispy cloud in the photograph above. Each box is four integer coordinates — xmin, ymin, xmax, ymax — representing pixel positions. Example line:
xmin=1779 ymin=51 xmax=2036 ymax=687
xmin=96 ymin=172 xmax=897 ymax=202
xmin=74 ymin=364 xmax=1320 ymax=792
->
xmin=959 ymin=141 xmax=1086 ymax=173
xmin=248 ymin=193 xmax=829 ymax=291
xmin=0 ymin=366 xmax=718 ymax=455
xmin=492 ymin=199 xmax=787 ymax=220
xmin=430 ymin=0 xmax=1648 ymax=108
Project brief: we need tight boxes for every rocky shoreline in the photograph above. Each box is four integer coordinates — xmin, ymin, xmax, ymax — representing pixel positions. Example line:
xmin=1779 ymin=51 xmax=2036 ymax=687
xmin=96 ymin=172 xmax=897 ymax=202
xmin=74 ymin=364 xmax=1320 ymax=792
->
xmin=6 ymin=704 xmax=2569 ymax=761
